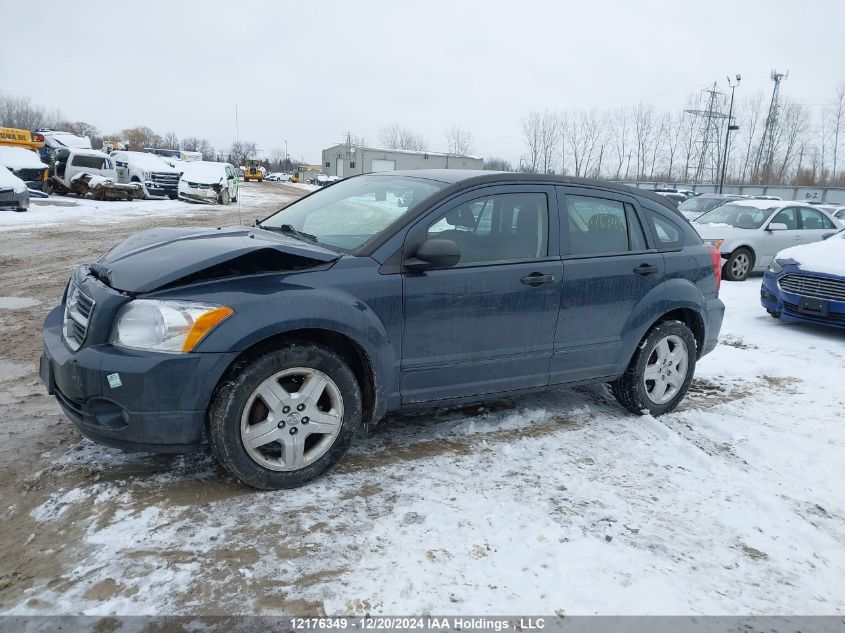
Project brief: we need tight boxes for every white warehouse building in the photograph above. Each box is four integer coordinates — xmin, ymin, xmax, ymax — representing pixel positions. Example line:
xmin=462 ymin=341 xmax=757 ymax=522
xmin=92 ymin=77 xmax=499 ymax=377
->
xmin=321 ymin=144 xmax=483 ymax=178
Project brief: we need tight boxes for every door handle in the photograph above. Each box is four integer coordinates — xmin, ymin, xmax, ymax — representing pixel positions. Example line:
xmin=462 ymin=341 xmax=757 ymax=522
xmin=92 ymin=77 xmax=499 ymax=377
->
xmin=521 ymin=273 xmax=555 ymax=286
xmin=633 ymin=264 xmax=659 ymax=275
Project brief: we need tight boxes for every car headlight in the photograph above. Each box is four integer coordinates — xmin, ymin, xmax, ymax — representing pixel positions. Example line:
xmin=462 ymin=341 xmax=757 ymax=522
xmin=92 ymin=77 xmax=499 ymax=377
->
xmin=111 ymin=300 xmax=233 ymax=353
xmin=704 ymin=239 xmax=724 ymax=249
xmin=768 ymin=260 xmax=784 ymax=273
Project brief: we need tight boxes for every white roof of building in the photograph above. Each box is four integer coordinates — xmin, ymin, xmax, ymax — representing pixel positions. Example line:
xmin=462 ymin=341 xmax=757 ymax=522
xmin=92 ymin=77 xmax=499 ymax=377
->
xmin=324 ymin=143 xmax=481 ymax=160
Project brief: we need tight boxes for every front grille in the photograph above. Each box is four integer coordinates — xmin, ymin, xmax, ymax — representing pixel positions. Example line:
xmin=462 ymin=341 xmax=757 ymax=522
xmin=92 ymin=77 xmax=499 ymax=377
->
xmin=779 ymin=274 xmax=845 ymax=302
xmin=185 ymin=181 xmax=211 ymax=189
xmin=62 ymin=282 xmax=95 ymax=351
xmin=149 ymin=172 xmax=179 ymax=186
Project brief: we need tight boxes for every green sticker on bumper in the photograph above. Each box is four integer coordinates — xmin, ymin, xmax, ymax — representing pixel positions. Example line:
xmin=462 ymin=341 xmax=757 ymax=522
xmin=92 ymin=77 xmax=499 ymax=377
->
xmin=106 ymin=373 xmax=122 ymax=389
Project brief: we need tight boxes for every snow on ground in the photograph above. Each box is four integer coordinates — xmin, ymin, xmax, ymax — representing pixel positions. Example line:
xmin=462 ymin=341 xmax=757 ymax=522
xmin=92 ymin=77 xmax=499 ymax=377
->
xmin=0 ymin=185 xmax=287 ymax=233
xmin=6 ymin=281 xmax=845 ymax=616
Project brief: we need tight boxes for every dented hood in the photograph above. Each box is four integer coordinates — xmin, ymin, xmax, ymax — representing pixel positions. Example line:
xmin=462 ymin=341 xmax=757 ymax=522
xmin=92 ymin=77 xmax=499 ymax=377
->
xmin=93 ymin=226 xmax=340 ymax=293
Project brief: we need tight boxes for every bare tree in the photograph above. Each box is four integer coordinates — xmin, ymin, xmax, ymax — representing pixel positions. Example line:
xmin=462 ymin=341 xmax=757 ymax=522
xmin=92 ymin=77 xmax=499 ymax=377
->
xmin=737 ymin=92 xmax=765 ymax=183
xmin=121 ymin=126 xmax=162 ymax=151
xmin=0 ymin=92 xmax=62 ymax=130
xmin=633 ymin=103 xmax=656 ymax=179
xmin=445 ymin=126 xmax=474 ymax=155
xmin=608 ymin=107 xmax=631 ymax=180
xmin=522 ymin=111 xmax=542 ymax=172
xmin=483 ymin=157 xmax=513 ymax=171
xmin=538 ymin=111 xmax=559 ymax=174
xmin=830 ymin=81 xmax=845 ymax=186
xmin=378 ymin=123 xmax=428 ymax=151
xmin=228 ymin=141 xmax=257 ymax=167
xmin=161 ymin=131 xmax=179 ymax=150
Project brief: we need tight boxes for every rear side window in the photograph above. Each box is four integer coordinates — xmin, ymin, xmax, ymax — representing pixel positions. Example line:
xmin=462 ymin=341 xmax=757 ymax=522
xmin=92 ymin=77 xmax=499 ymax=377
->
xmin=799 ymin=207 xmax=834 ymax=230
xmin=566 ymin=195 xmax=646 ymax=255
xmin=648 ymin=211 xmax=683 ymax=249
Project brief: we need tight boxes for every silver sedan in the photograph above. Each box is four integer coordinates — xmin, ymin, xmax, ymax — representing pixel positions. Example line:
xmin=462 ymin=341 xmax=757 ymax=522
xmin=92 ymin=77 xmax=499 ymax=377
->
xmin=693 ymin=200 xmax=843 ymax=281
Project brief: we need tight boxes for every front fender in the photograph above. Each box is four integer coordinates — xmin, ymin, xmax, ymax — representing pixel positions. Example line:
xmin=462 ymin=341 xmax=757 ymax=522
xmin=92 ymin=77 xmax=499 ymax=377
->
xmin=196 ymin=284 xmax=399 ymax=417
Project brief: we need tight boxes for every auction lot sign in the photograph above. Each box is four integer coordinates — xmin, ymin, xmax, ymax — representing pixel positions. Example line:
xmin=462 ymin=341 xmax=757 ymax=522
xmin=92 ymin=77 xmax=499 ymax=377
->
xmin=0 ymin=617 xmax=843 ymax=633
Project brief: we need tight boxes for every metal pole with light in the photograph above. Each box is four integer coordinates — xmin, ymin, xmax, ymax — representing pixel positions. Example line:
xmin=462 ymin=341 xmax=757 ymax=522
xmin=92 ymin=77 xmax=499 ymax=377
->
xmin=719 ymin=74 xmax=741 ymax=193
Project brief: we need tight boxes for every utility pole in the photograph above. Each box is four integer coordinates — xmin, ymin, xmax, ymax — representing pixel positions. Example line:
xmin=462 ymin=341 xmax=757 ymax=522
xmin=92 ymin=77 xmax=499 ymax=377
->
xmin=685 ymin=82 xmax=729 ymax=184
xmin=753 ymin=69 xmax=788 ymax=184
xmin=719 ymin=74 xmax=741 ymax=193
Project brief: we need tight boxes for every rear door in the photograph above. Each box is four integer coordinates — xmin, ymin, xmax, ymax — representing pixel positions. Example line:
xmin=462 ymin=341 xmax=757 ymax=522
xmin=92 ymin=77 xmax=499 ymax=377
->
xmin=796 ymin=206 xmax=838 ymax=244
xmin=400 ymin=185 xmax=562 ymax=404
xmin=550 ymin=187 xmax=664 ymax=383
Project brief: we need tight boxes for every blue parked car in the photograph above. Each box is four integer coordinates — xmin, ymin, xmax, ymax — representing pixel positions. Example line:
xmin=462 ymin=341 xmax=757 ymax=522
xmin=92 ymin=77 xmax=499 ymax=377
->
xmin=761 ymin=229 xmax=845 ymax=329
xmin=40 ymin=171 xmax=724 ymax=489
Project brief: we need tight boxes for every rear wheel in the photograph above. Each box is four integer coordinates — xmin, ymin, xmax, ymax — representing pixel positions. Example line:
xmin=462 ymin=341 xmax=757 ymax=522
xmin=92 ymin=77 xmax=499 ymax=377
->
xmin=723 ymin=247 xmax=753 ymax=281
xmin=610 ymin=320 xmax=697 ymax=416
xmin=208 ymin=342 xmax=362 ymax=489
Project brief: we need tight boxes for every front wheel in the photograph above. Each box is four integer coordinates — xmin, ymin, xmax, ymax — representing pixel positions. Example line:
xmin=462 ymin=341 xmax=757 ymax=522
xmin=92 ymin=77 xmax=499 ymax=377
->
xmin=723 ymin=248 xmax=753 ymax=281
xmin=208 ymin=342 xmax=363 ymax=489
xmin=610 ymin=320 xmax=697 ymax=416
xmin=218 ymin=189 xmax=230 ymax=205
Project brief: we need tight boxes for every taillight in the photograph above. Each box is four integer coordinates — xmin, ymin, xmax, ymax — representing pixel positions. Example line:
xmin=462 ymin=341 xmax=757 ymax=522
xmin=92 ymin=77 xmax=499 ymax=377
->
xmin=709 ymin=245 xmax=722 ymax=293
xmin=31 ymin=133 xmax=45 ymax=143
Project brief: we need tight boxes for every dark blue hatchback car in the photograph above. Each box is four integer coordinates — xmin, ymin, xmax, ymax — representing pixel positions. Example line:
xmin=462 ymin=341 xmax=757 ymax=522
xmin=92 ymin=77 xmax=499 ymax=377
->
xmin=41 ymin=171 xmax=724 ymax=489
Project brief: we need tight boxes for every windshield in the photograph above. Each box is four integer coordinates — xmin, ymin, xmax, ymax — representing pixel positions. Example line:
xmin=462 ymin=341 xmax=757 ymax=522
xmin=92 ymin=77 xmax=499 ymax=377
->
xmin=678 ymin=197 xmax=730 ymax=215
xmin=260 ymin=174 xmax=447 ymax=250
xmin=695 ymin=203 xmax=774 ymax=229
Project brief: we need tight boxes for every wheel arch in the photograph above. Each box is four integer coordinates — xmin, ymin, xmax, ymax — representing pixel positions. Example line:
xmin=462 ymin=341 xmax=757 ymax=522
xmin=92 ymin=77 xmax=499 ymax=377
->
xmin=212 ymin=327 xmax=381 ymax=425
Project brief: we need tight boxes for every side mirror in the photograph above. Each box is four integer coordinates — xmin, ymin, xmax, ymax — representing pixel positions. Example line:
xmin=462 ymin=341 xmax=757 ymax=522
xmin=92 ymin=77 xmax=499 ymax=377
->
xmin=403 ymin=238 xmax=461 ymax=271
xmin=767 ymin=223 xmax=787 ymax=231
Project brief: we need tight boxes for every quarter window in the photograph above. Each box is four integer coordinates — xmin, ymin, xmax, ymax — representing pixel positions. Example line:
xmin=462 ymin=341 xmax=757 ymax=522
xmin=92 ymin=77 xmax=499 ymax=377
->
xmin=566 ymin=195 xmax=646 ymax=255
xmin=426 ymin=193 xmax=548 ymax=265
xmin=648 ymin=212 xmax=683 ymax=248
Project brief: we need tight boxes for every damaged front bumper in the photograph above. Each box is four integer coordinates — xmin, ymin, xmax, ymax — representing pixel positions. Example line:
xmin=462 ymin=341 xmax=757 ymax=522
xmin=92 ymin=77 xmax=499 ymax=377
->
xmin=178 ymin=184 xmax=219 ymax=204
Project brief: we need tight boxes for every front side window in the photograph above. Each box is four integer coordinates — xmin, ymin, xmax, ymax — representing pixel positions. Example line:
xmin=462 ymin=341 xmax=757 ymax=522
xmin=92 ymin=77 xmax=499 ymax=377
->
xmin=566 ymin=195 xmax=645 ymax=255
xmin=260 ymin=174 xmax=446 ymax=251
xmin=799 ymin=207 xmax=833 ymax=230
xmin=770 ymin=208 xmax=797 ymax=230
xmin=426 ymin=193 xmax=548 ymax=265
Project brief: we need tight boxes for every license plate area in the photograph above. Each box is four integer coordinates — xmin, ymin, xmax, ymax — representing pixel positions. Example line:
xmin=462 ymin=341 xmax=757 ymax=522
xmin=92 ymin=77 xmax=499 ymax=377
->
xmin=799 ymin=297 xmax=829 ymax=316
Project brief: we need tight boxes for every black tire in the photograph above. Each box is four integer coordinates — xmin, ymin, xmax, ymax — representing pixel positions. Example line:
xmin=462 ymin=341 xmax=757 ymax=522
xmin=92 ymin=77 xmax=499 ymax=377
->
xmin=208 ymin=341 xmax=363 ymax=490
xmin=610 ymin=320 xmax=697 ymax=416
xmin=14 ymin=207 xmax=27 ymax=213
xmin=767 ymin=310 xmax=781 ymax=319
xmin=218 ymin=189 xmax=230 ymax=205
xmin=722 ymin=247 xmax=754 ymax=282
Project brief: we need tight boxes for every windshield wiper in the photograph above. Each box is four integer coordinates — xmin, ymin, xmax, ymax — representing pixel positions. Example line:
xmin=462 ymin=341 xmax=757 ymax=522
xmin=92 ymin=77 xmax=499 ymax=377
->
xmin=258 ymin=223 xmax=318 ymax=243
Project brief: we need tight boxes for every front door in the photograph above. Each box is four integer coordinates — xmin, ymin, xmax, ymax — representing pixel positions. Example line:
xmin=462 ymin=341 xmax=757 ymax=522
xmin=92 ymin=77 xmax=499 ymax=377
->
xmin=760 ymin=207 xmax=803 ymax=267
xmin=551 ymin=188 xmax=665 ymax=383
xmin=400 ymin=186 xmax=562 ymax=404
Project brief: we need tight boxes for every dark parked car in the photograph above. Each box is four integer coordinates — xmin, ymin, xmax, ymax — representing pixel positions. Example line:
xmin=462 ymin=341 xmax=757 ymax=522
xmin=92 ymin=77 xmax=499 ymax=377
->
xmin=40 ymin=171 xmax=725 ymax=489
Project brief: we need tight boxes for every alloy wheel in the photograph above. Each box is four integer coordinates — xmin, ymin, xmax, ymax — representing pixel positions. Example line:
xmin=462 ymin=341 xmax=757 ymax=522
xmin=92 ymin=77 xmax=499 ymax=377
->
xmin=240 ymin=367 xmax=344 ymax=471
xmin=643 ymin=335 xmax=688 ymax=405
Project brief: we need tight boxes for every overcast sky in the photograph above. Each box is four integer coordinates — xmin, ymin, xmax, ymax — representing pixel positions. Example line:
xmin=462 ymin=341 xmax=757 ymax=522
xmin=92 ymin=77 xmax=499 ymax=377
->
xmin=2 ymin=0 xmax=842 ymax=165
